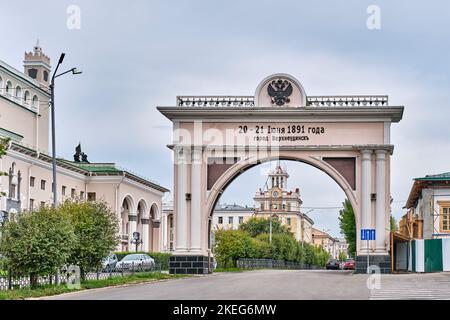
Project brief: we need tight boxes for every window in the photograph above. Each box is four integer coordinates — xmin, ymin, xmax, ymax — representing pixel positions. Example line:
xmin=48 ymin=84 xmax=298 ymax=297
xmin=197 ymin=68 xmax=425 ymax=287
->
xmin=43 ymin=70 xmax=49 ymax=82
xmin=29 ymin=199 xmax=34 ymax=211
xmin=30 ymin=176 xmax=35 ymax=187
xmin=5 ymin=81 xmax=12 ymax=96
xmin=40 ymin=179 xmax=46 ymax=190
xmin=218 ymin=217 xmax=223 ymax=224
xmin=80 ymin=191 xmax=85 ymax=199
xmin=71 ymin=188 xmax=76 ymax=198
xmin=15 ymin=86 xmax=21 ymax=102
xmin=28 ymin=68 xmax=38 ymax=79
xmin=31 ymin=95 xmax=38 ymax=110
xmin=87 ymin=192 xmax=96 ymax=201
xmin=40 ymin=201 xmax=45 ymax=207
xmin=260 ymin=203 xmax=264 ymax=211
xmin=239 ymin=216 xmax=244 ymax=224
xmin=287 ymin=218 xmax=291 ymax=225
xmin=228 ymin=216 xmax=233 ymax=225
xmin=439 ymin=201 xmax=450 ymax=232
xmin=0 ymin=76 xmax=3 ymax=94
xmin=62 ymin=186 xmax=66 ymax=196
xmin=282 ymin=204 xmax=286 ymax=210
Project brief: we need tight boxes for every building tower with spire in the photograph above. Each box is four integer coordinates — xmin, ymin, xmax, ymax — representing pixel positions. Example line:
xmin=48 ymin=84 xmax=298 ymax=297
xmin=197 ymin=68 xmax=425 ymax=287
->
xmin=253 ymin=162 xmax=314 ymax=243
xmin=23 ymin=40 xmax=51 ymax=87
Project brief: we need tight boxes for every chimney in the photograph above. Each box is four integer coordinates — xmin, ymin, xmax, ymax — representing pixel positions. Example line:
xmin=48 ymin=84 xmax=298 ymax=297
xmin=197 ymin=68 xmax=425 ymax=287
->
xmin=24 ymin=40 xmax=51 ymax=87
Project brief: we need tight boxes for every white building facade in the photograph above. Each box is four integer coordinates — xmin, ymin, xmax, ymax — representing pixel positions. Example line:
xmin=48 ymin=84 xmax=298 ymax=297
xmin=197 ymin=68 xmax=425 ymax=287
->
xmin=0 ymin=44 xmax=168 ymax=252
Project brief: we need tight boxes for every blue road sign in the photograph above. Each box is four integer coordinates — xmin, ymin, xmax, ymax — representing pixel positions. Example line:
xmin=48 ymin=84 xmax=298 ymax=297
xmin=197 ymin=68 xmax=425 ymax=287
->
xmin=361 ymin=229 xmax=376 ymax=241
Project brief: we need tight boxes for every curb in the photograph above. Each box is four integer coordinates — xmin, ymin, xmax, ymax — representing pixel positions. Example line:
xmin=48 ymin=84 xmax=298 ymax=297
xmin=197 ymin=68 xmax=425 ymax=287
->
xmin=29 ymin=274 xmax=206 ymax=300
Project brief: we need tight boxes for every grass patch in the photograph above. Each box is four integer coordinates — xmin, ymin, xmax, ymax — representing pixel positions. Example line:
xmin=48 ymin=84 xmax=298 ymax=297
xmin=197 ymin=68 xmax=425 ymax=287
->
xmin=0 ymin=272 xmax=189 ymax=300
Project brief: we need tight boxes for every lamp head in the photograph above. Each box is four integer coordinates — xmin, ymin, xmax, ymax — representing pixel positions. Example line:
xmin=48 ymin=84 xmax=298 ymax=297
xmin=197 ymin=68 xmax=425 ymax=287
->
xmin=58 ymin=53 xmax=66 ymax=64
xmin=71 ymin=68 xmax=82 ymax=75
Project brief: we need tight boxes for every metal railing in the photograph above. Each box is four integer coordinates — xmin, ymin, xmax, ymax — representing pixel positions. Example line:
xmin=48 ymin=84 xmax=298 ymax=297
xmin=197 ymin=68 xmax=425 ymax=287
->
xmin=236 ymin=259 xmax=322 ymax=270
xmin=0 ymin=261 xmax=162 ymax=291
xmin=176 ymin=95 xmax=389 ymax=107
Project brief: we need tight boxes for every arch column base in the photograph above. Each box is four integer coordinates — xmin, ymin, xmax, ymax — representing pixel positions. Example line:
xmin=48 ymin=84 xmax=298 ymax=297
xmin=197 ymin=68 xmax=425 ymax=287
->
xmin=169 ymin=255 xmax=214 ymax=274
xmin=355 ymin=254 xmax=391 ymax=274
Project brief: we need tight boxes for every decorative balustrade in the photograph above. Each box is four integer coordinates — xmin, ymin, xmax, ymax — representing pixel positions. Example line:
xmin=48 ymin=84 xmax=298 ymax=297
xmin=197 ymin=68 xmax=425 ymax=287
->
xmin=177 ymin=96 xmax=255 ymax=107
xmin=176 ymin=95 xmax=389 ymax=107
xmin=307 ymin=95 xmax=388 ymax=107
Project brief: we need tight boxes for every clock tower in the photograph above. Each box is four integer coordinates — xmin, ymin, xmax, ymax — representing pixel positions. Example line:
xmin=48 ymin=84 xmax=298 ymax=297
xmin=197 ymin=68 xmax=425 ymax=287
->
xmin=253 ymin=163 xmax=314 ymax=243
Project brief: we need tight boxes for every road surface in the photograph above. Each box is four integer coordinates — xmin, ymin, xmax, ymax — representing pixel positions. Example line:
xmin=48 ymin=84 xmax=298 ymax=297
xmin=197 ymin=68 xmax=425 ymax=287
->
xmin=41 ymin=269 xmax=450 ymax=300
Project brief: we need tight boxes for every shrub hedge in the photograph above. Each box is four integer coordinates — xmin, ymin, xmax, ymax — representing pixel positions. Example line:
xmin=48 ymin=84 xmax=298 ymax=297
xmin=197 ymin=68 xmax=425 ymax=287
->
xmin=213 ymin=229 xmax=330 ymax=268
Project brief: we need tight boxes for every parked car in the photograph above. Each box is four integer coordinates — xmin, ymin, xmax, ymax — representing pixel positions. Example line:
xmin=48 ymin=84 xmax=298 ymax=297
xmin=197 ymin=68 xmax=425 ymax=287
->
xmin=116 ymin=253 xmax=155 ymax=271
xmin=102 ymin=253 xmax=118 ymax=271
xmin=325 ymin=259 xmax=340 ymax=270
xmin=342 ymin=259 xmax=355 ymax=270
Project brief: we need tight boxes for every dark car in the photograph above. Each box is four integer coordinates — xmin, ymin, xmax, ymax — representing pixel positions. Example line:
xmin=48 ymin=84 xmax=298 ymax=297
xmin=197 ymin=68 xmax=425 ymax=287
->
xmin=343 ymin=259 xmax=355 ymax=270
xmin=326 ymin=259 xmax=340 ymax=270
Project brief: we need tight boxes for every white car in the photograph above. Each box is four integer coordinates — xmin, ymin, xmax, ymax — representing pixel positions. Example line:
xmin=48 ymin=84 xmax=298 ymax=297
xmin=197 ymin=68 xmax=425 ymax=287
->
xmin=116 ymin=253 xmax=155 ymax=271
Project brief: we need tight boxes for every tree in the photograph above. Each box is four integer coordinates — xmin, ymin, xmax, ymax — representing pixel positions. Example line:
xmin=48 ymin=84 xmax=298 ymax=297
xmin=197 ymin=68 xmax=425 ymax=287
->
xmin=338 ymin=251 xmax=347 ymax=261
xmin=214 ymin=230 xmax=255 ymax=268
xmin=239 ymin=217 xmax=291 ymax=238
xmin=390 ymin=216 xmax=397 ymax=232
xmin=0 ymin=206 xmax=75 ymax=287
xmin=338 ymin=199 xmax=356 ymax=258
xmin=59 ymin=200 xmax=119 ymax=278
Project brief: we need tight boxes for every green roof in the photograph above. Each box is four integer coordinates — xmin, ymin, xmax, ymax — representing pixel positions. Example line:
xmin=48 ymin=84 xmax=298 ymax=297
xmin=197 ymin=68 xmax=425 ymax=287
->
xmin=69 ymin=163 xmax=122 ymax=173
xmin=415 ymin=172 xmax=450 ymax=181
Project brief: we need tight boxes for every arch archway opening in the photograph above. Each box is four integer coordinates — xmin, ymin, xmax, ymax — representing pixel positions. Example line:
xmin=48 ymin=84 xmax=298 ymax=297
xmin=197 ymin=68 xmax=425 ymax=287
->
xmin=208 ymin=159 xmax=357 ymax=262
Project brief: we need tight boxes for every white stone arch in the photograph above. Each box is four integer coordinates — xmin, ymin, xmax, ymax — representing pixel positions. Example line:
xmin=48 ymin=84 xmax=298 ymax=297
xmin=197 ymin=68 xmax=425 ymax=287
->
xmin=205 ymin=152 xmax=359 ymax=248
xmin=136 ymin=198 xmax=148 ymax=218
xmin=149 ymin=202 xmax=161 ymax=252
xmin=0 ymin=75 xmax=3 ymax=94
xmin=121 ymin=194 xmax=136 ymax=213
xmin=149 ymin=202 xmax=161 ymax=220
xmin=136 ymin=199 xmax=147 ymax=251
xmin=120 ymin=194 xmax=135 ymax=250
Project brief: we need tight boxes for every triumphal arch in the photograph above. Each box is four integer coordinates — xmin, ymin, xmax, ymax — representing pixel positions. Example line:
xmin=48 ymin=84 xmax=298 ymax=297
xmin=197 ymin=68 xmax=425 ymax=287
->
xmin=158 ymin=73 xmax=404 ymax=274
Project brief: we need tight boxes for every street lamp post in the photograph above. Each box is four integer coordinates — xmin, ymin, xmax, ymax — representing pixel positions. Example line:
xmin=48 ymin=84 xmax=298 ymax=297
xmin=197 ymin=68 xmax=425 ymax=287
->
xmin=132 ymin=232 xmax=142 ymax=252
xmin=50 ymin=53 xmax=82 ymax=207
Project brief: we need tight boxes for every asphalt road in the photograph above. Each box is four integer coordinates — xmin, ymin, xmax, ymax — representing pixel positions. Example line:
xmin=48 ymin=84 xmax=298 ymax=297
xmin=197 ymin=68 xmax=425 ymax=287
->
xmin=41 ymin=269 xmax=450 ymax=300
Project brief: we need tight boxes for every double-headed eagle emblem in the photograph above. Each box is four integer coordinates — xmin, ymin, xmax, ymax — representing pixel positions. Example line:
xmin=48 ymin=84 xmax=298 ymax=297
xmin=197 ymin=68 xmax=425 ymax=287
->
xmin=267 ymin=79 xmax=293 ymax=106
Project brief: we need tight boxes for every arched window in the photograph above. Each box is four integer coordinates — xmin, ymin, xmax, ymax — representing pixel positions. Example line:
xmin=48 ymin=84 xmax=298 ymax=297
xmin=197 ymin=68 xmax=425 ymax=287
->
xmin=5 ymin=81 xmax=12 ymax=96
xmin=23 ymin=91 xmax=30 ymax=106
xmin=31 ymin=95 xmax=38 ymax=111
xmin=15 ymin=86 xmax=22 ymax=103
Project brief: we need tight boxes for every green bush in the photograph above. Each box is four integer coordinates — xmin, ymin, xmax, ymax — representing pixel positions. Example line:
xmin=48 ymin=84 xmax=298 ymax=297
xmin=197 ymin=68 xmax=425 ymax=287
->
xmin=114 ymin=251 xmax=172 ymax=270
xmin=0 ymin=206 xmax=76 ymax=287
xmin=60 ymin=200 xmax=119 ymax=278
xmin=213 ymin=229 xmax=255 ymax=268
xmin=214 ymin=225 xmax=331 ymax=268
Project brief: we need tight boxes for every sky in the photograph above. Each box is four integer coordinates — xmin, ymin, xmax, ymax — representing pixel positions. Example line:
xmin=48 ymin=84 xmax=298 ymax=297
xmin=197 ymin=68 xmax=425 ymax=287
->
xmin=1 ymin=1 xmax=450 ymax=237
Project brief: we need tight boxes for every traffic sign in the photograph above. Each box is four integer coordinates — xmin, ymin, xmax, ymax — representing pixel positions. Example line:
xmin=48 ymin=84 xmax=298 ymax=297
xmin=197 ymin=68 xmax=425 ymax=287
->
xmin=361 ymin=229 xmax=376 ymax=241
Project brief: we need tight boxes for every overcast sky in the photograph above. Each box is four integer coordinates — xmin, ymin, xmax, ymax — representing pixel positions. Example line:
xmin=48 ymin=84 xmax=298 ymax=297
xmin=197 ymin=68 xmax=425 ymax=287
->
xmin=1 ymin=1 xmax=450 ymax=237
